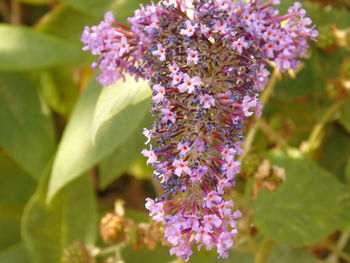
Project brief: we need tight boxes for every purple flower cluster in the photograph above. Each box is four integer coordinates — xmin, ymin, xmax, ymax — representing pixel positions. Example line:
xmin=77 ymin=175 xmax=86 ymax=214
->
xmin=81 ymin=0 xmax=317 ymax=260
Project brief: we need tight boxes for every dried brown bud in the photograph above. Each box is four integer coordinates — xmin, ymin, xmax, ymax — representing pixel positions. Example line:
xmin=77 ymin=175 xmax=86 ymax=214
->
xmin=100 ymin=213 xmax=131 ymax=243
xmin=251 ymin=159 xmax=286 ymax=199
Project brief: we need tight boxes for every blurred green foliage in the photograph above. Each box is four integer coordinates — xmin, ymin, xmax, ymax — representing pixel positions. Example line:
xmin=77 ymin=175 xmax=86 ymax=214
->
xmin=0 ymin=0 xmax=349 ymax=263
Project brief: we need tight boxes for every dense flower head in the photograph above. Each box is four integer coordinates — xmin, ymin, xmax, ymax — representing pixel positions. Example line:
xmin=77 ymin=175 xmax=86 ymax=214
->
xmin=82 ymin=0 xmax=317 ymax=260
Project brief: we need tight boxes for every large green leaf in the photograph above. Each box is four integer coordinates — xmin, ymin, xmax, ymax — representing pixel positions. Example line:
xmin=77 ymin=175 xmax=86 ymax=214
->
xmin=100 ymin=114 xmax=152 ymax=188
xmin=22 ymin=174 xmax=97 ymax=263
xmin=0 ymin=72 xmax=55 ymax=178
xmin=91 ymin=75 xmax=150 ymax=142
xmin=267 ymin=246 xmax=321 ymax=263
xmin=252 ymin=149 xmax=350 ymax=246
xmin=59 ymin=0 xmax=150 ymax=22
xmin=48 ymin=75 xmax=150 ymax=200
xmin=0 ymin=153 xmax=35 ymax=261
xmin=0 ymin=24 xmax=83 ymax=71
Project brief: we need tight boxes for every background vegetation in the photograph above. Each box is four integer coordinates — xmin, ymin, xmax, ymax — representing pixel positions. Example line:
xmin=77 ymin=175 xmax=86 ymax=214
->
xmin=0 ymin=0 xmax=349 ymax=262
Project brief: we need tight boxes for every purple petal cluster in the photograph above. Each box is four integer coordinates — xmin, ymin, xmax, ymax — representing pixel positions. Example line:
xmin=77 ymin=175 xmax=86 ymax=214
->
xmin=81 ymin=0 xmax=317 ymax=260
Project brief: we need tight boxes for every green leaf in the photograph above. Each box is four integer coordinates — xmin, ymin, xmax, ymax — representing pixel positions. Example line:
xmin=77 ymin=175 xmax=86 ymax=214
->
xmin=189 ymin=250 xmax=254 ymax=263
xmin=339 ymin=103 xmax=350 ymax=134
xmin=276 ymin=0 xmax=350 ymax=28
xmin=122 ymin=245 xmax=253 ymax=263
xmin=0 ymin=24 xmax=83 ymax=70
xmin=123 ymin=246 xmax=174 ymax=263
xmin=48 ymin=75 xmax=150 ymax=200
xmin=0 ymin=153 xmax=35 ymax=260
xmin=346 ymin=157 xmax=350 ymax=186
xmin=127 ymin=157 xmax=154 ymax=180
xmin=267 ymin=246 xmax=321 ymax=263
xmin=18 ymin=0 xmax=52 ymax=4
xmin=252 ymin=149 xmax=350 ymax=246
xmin=0 ymin=72 xmax=55 ymax=178
xmin=0 ymin=152 xmax=36 ymax=206
xmin=318 ymin=124 xmax=350 ymax=182
xmin=59 ymin=0 xmax=150 ymax=22
xmin=36 ymin=6 xmax=99 ymax=46
xmin=0 ymin=213 xmax=22 ymax=252
xmin=22 ymin=173 xmax=97 ymax=263
xmin=91 ymin=75 xmax=150 ymax=142
xmin=100 ymin=114 xmax=152 ymax=188
xmin=0 ymin=244 xmax=30 ymax=263
xmin=37 ymin=67 xmax=79 ymax=116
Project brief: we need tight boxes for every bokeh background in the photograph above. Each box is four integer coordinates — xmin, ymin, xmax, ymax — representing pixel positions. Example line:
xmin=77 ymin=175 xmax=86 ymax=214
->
xmin=0 ymin=0 xmax=350 ymax=262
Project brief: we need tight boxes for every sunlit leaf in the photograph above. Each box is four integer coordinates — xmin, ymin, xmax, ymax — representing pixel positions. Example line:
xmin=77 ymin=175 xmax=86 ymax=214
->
xmin=0 ymin=72 xmax=55 ymax=178
xmin=0 ymin=24 xmax=83 ymax=70
xmin=48 ymin=76 xmax=150 ymax=200
xmin=91 ymin=75 xmax=150 ymax=142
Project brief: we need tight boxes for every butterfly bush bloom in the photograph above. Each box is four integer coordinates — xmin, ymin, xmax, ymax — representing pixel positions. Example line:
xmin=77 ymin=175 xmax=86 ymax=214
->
xmin=81 ymin=0 xmax=317 ymax=260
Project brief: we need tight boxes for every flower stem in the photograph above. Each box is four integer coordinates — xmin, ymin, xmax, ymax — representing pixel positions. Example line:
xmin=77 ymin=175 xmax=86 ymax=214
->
xmin=302 ymin=101 xmax=344 ymax=154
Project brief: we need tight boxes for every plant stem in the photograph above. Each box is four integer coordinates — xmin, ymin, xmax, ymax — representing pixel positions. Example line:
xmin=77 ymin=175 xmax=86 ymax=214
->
xmin=328 ymin=231 xmax=350 ymax=263
xmin=97 ymin=243 xmax=125 ymax=256
xmin=302 ymin=101 xmax=344 ymax=154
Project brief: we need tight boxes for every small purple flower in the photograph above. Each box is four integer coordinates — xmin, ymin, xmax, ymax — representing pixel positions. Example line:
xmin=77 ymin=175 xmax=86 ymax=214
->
xmin=180 ymin=20 xmax=198 ymax=37
xmin=199 ymin=94 xmax=215 ymax=109
xmin=141 ymin=147 xmax=157 ymax=165
xmin=169 ymin=62 xmax=180 ymax=75
xmin=81 ymin=0 xmax=317 ymax=260
xmin=152 ymin=84 xmax=165 ymax=103
xmin=177 ymin=142 xmax=191 ymax=157
xmin=204 ymin=191 xmax=222 ymax=208
xmin=173 ymin=159 xmax=191 ymax=176
xmin=178 ymin=74 xmax=202 ymax=93
xmin=231 ymin=37 xmax=249 ymax=54
xmin=161 ymin=108 xmax=176 ymax=123
xmin=152 ymin=43 xmax=167 ymax=61
xmin=186 ymin=48 xmax=199 ymax=65
xmin=171 ymin=72 xmax=184 ymax=86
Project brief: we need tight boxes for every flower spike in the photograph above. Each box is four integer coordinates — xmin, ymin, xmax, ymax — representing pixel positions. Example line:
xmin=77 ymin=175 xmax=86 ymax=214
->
xmin=82 ymin=0 xmax=317 ymax=260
